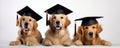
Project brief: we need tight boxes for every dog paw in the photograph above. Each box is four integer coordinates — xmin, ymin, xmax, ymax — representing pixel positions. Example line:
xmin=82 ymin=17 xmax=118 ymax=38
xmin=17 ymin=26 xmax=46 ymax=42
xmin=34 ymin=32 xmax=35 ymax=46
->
xmin=9 ymin=41 xmax=21 ymax=46
xmin=43 ymin=39 xmax=52 ymax=46
xmin=104 ymin=41 xmax=112 ymax=46
xmin=63 ymin=41 xmax=72 ymax=46
xmin=74 ymin=40 xmax=83 ymax=46
xmin=26 ymin=41 xmax=39 ymax=46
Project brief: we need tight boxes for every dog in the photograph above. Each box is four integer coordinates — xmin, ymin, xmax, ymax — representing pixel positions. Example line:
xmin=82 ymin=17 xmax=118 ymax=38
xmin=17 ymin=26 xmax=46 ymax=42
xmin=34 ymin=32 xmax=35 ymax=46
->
xmin=73 ymin=23 xmax=112 ymax=46
xmin=42 ymin=14 xmax=72 ymax=46
xmin=9 ymin=16 xmax=42 ymax=46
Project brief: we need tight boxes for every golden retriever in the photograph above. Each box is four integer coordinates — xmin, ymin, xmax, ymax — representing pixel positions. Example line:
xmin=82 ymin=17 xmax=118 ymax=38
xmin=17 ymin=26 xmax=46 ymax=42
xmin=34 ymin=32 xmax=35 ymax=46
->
xmin=9 ymin=16 xmax=42 ymax=46
xmin=42 ymin=14 xmax=72 ymax=46
xmin=73 ymin=23 xmax=112 ymax=46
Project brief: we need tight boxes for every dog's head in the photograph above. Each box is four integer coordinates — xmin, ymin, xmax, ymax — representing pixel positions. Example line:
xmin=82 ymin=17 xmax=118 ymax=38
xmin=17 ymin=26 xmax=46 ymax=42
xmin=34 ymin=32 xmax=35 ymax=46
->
xmin=78 ymin=23 xmax=102 ymax=40
xmin=49 ymin=14 xmax=70 ymax=31
xmin=18 ymin=16 xmax=38 ymax=33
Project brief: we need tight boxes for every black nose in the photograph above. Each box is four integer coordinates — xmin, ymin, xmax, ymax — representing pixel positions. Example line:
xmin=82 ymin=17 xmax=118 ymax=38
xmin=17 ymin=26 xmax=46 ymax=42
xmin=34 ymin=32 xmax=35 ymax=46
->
xmin=24 ymin=22 xmax=28 ymax=28
xmin=56 ymin=21 xmax=60 ymax=24
xmin=89 ymin=32 xmax=93 ymax=36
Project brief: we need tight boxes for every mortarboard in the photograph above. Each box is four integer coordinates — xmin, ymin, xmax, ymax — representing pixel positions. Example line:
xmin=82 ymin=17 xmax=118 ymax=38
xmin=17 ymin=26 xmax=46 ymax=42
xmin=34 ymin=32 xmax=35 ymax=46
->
xmin=17 ymin=6 xmax=42 ymax=21
xmin=74 ymin=16 xmax=103 ymax=36
xmin=45 ymin=4 xmax=73 ymax=26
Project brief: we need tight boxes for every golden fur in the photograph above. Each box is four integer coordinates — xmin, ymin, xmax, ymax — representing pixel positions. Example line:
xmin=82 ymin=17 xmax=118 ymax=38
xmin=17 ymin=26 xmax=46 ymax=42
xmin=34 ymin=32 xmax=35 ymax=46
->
xmin=10 ymin=16 xmax=42 ymax=46
xmin=73 ymin=23 xmax=112 ymax=46
xmin=42 ymin=14 xmax=72 ymax=46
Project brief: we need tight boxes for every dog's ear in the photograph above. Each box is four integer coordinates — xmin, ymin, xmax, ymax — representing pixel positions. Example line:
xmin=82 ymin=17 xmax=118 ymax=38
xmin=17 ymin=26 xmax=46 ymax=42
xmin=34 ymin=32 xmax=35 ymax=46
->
xmin=33 ymin=21 xmax=38 ymax=30
xmin=65 ymin=17 xmax=71 ymax=28
xmin=49 ymin=17 xmax=52 ymax=27
xmin=78 ymin=26 xmax=84 ymax=36
xmin=97 ymin=24 xmax=102 ymax=33
xmin=49 ymin=17 xmax=55 ymax=31
xmin=18 ymin=17 xmax=22 ymax=28
xmin=73 ymin=26 xmax=84 ymax=42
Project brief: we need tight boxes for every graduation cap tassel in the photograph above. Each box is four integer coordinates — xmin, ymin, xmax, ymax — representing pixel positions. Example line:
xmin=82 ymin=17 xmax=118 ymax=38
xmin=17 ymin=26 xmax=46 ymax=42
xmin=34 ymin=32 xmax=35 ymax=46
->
xmin=16 ymin=14 xmax=19 ymax=26
xmin=17 ymin=15 xmax=18 ymax=19
xmin=74 ymin=21 xmax=76 ymax=36
xmin=46 ymin=13 xmax=49 ymax=26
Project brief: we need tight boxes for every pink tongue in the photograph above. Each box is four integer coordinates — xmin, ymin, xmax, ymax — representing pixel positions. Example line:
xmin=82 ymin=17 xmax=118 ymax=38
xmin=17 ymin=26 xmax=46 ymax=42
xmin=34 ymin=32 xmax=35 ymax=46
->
xmin=56 ymin=27 xmax=60 ymax=30
xmin=25 ymin=28 xmax=28 ymax=30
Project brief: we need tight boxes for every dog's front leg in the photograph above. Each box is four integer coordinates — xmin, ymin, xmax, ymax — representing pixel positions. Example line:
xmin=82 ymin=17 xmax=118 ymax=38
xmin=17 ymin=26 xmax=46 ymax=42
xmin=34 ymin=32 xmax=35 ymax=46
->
xmin=74 ymin=40 xmax=83 ymax=46
xmin=63 ymin=38 xmax=72 ymax=46
xmin=42 ymin=39 xmax=52 ymax=46
xmin=101 ymin=40 xmax=112 ymax=46
xmin=25 ymin=37 xmax=39 ymax=46
xmin=9 ymin=39 xmax=21 ymax=46
xmin=72 ymin=34 xmax=83 ymax=46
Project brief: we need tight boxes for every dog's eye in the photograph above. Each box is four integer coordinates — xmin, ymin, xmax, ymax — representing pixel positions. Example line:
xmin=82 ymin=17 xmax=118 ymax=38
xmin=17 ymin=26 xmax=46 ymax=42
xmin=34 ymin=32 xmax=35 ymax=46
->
xmin=92 ymin=26 xmax=95 ymax=29
xmin=61 ymin=17 xmax=63 ymax=19
xmin=29 ymin=19 xmax=32 ymax=21
xmin=23 ymin=18 xmax=25 ymax=21
xmin=85 ymin=27 xmax=88 ymax=29
xmin=53 ymin=17 xmax=56 ymax=19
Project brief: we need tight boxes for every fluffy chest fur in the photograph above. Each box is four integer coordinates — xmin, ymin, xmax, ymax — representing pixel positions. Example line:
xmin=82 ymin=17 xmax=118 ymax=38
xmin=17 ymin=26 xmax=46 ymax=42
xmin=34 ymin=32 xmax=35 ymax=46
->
xmin=45 ymin=29 xmax=69 ymax=45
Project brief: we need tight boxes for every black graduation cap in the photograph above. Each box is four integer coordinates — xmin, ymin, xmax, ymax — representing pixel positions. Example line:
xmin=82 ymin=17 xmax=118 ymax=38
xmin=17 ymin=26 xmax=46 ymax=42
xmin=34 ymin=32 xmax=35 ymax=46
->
xmin=74 ymin=16 xmax=103 ymax=36
xmin=17 ymin=6 xmax=42 ymax=21
xmin=45 ymin=4 xmax=73 ymax=26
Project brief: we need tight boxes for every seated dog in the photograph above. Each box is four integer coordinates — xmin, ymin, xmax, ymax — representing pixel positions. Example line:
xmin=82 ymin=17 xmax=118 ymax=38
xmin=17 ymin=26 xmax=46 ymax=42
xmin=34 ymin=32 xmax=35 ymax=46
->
xmin=10 ymin=16 xmax=42 ymax=46
xmin=73 ymin=17 xmax=112 ymax=46
xmin=42 ymin=14 xmax=72 ymax=46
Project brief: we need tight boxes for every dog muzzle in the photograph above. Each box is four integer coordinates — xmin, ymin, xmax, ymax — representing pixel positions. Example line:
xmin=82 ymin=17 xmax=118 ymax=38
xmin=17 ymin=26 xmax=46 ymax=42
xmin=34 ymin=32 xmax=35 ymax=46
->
xmin=55 ymin=25 xmax=62 ymax=30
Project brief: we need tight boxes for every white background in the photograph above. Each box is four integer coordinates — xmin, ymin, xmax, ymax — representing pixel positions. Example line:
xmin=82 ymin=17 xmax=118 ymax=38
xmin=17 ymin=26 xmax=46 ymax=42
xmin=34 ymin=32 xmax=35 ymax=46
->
xmin=0 ymin=0 xmax=120 ymax=47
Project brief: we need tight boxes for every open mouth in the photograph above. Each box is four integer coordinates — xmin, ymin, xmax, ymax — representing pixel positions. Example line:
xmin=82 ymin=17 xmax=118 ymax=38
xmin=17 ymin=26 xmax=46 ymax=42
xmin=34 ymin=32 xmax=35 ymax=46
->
xmin=24 ymin=27 xmax=29 ymax=31
xmin=55 ymin=26 xmax=62 ymax=30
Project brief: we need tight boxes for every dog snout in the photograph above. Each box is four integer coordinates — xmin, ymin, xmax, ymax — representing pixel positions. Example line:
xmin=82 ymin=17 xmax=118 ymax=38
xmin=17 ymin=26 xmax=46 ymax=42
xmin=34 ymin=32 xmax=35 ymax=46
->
xmin=56 ymin=21 xmax=60 ymax=25
xmin=89 ymin=32 xmax=93 ymax=37
xmin=24 ymin=22 xmax=28 ymax=28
